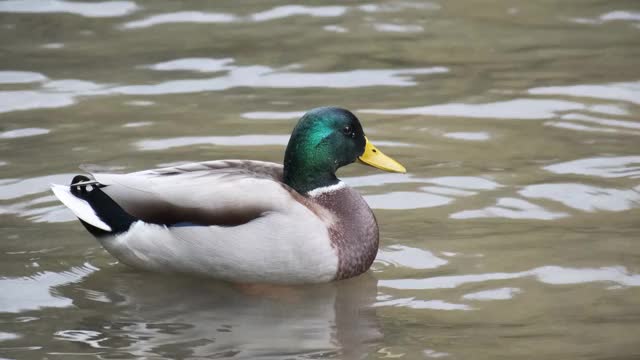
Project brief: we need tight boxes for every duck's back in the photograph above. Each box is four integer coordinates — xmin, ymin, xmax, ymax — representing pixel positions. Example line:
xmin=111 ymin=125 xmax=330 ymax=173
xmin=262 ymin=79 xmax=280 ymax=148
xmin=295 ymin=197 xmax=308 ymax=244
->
xmin=97 ymin=160 xmax=288 ymax=227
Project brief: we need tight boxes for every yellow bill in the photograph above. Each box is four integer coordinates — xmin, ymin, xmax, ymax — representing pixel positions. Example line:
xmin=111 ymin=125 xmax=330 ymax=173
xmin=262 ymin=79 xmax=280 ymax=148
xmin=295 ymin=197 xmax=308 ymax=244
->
xmin=358 ymin=137 xmax=406 ymax=173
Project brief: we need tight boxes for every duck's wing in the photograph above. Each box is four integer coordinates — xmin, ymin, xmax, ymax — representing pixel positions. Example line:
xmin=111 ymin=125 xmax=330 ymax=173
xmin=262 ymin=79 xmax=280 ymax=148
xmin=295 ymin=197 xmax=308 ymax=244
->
xmin=88 ymin=160 xmax=298 ymax=228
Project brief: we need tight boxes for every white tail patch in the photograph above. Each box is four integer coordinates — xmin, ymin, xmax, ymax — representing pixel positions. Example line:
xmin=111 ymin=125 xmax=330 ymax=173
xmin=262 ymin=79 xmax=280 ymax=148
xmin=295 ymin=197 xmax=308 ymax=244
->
xmin=51 ymin=184 xmax=112 ymax=231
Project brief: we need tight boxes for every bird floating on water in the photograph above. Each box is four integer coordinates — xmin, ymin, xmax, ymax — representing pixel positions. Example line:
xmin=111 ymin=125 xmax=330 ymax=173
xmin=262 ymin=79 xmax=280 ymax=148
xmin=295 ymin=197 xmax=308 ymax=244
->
xmin=52 ymin=107 xmax=406 ymax=284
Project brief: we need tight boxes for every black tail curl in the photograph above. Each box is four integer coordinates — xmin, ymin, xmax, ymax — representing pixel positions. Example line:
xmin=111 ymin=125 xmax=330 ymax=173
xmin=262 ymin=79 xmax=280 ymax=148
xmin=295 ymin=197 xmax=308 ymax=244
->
xmin=70 ymin=175 xmax=137 ymax=237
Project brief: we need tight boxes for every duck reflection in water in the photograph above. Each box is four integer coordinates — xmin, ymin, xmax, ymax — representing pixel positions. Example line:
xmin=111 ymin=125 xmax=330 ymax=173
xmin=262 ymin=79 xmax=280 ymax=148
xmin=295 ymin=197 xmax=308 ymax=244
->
xmin=74 ymin=269 xmax=382 ymax=359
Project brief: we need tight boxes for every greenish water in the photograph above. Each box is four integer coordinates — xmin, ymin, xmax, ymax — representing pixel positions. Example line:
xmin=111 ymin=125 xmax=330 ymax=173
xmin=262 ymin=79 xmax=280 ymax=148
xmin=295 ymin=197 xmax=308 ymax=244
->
xmin=1 ymin=1 xmax=640 ymax=359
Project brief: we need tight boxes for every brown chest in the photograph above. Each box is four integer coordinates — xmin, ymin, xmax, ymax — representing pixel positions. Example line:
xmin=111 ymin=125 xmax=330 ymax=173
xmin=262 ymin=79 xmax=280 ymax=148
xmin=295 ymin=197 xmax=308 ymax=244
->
xmin=311 ymin=187 xmax=379 ymax=280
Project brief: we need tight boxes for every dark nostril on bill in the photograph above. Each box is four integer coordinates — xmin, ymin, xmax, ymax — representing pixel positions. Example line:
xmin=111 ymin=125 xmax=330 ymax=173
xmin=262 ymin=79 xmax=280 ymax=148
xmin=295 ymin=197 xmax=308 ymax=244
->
xmin=372 ymin=149 xmax=377 ymax=153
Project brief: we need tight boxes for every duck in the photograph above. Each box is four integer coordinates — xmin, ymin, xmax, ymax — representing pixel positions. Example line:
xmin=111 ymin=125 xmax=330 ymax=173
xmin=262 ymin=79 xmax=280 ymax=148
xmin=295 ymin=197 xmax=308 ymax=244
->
xmin=52 ymin=107 xmax=406 ymax=284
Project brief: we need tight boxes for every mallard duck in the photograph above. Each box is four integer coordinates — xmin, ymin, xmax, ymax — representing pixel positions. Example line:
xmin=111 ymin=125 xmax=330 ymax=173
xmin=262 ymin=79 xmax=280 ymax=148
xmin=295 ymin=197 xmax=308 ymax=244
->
xmin=52 ymin=107 xmax=406 ymax=284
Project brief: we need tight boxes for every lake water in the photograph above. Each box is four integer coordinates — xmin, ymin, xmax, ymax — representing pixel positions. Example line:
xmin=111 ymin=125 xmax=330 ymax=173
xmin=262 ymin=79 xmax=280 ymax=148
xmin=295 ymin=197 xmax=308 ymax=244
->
xmin=1 ymin=1 xmax=640 ymax=359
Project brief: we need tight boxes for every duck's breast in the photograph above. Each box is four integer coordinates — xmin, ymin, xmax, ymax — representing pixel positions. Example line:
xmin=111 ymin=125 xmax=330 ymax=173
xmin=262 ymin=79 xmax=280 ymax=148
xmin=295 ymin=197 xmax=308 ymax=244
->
xmin=310 ymin=185 xmax=379 ymax=280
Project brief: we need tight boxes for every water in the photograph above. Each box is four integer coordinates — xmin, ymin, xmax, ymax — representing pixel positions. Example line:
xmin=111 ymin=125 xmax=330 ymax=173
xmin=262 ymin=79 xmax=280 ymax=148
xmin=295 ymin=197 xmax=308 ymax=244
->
xmin=1 ymin=0 xmax=639 ymax=359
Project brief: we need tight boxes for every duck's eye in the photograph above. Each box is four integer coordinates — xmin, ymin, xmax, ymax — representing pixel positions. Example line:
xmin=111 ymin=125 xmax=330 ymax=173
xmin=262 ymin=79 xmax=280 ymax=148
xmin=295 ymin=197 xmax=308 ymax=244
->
xmin=342 ymin=126 xmax=353 ymax=137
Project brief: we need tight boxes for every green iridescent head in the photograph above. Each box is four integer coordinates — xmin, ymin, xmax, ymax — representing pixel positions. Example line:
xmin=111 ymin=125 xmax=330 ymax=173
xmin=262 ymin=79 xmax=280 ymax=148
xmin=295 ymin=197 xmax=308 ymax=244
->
xmin=283 ymin=107 xmax=406 ymax=194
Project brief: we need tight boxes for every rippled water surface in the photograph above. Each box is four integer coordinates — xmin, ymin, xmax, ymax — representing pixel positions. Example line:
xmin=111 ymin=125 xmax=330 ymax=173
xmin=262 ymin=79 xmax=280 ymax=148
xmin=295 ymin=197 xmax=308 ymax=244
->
xmin=1 ymin=1 xmax=640 ymax=359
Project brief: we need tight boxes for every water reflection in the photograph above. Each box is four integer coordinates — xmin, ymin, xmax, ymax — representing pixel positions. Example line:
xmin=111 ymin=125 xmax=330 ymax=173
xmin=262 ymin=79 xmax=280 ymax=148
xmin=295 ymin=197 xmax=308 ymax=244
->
xmin=0 ymin=195 xmax=75 ymax=223
xmin=570 ymin=11 xmax=640 ymax=25
xmin=344 ymin=174 xmax=501 ymax=189
xmin=544 ymin=156 xmax=640 ymax=178
xmin=0 ymin=263 xmax=98 ymax=313
xmin=242 ymin=111 xmax=304 ymax=120
xmin=380 ymin=265 xmax=640 ymax=290
xmin=451 ymin=197 xmax=568 ymax=220
xmin=529 ymin=81 xmax=640 ymax=105
xmin=443 ymin=131 xmax=491 ymax=141
xmin=122 ymin=121 xmax=153 ymax=128
xmin=41 ymin=42 xmax=64 ymax=49
xmin=375 ymin=296 xmax=472 ymax=311
xmin=358 ymin=2 xmax=441 ymax=13
xmin=344 ymin=173 xmax=425 ymax=187
xmin=520 ymin=183 xmax=640 ymax=212
xmin=61 ymin=270 xmax=382 ymax=359
xmin=375 ymin=245 xmax=448 ymax=270
xmin=0 ymin=71 xmax=46 ymax=84
xmin=600 ymin=11 xmax=640 ymax=22
xmin=0 ymin=173 xmax=81 ymax=223
xmin=544 ymin=121 xmax=622 ymax=134
xmin=124 ymin=100 xmax=154 ymax=107
xmin=0 ymin=128 xmax=50 ymax=139
xmin=54 ymin=330 xmax=106 ymax=349
xmin=0 ymin=332 xmax=20 ymax=341
xmin=250 ymin=5 xmax=346 ymax=22
xmin=0 ymin=90 xmax=76 ymax=113
xmin=0 ymin=0 xmax=138 ymax=17
xmin=0 ymin=62 xmax=446 ymax=113
xmin=461 ymin=287 xmax=521 ymax=301
xmin=362 ymin=99 xmax=585 ymax=119
xmin=323 ymin=25 xmax=348 ymax=33
xmin=423 ymin=348 xmax=450 ymax=358
xmin=346 ymin=175 xmax=502 ymax=209
xmin=546 ymin=113 xmax=640 ymax=135
xmin=0 ymin=77 xmax=105 ymax=113
xmin=588 ymin=104 xmax=628 ymax=116
xmin=424 ymin=176 xmax=501 ymax=190
xmin=373 ymin=23 xmax=423 ymax=33
xmin=421 ymin=186 xmax=476 ymax=196
xmin=365 ymin=191 xmax=453 ymax=210
xmin=144 ymin=57 xmax=234 ymax=73
xmin=122 ymin=11 xmax=237 ymax=29
xmin=122 ymin=5 xmax=347 ymax=29
xmin=115 ymin=64 xmax=447 ymax=94
xmin=561 ymin=113 xmax=640 ymax=130
xmin=0 ymin=174 xmax=75 ymax=200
